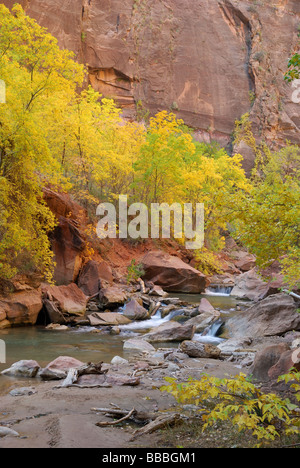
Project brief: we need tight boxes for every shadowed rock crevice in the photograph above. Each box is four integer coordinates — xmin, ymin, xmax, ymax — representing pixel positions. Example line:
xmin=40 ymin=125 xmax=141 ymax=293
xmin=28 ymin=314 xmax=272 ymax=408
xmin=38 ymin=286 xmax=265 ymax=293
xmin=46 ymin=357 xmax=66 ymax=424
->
xmin=218 ymin=0 xmax=255 ymax=94
xmin=88 ymin=67 xmax=136 ymax=109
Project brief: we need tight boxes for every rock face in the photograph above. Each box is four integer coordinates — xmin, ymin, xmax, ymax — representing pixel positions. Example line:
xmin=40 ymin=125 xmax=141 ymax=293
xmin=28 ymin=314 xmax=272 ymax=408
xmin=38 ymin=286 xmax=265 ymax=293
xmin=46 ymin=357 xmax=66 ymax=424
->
xmin=43 ymin=188 xmax=86 ymax=286
xmin=4 ymin=0 xmax=300 ymax=172
xmin=226 ymin=293 xmax=300 ymax=338
xmin=142 ymin=250 xmax=207 ymax=293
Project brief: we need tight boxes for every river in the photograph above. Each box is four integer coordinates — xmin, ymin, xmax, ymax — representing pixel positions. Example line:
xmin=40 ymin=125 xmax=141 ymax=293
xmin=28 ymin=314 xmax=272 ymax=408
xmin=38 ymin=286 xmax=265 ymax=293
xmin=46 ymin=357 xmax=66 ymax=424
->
xmin=0 ymin=290 xmax=239 ymax=393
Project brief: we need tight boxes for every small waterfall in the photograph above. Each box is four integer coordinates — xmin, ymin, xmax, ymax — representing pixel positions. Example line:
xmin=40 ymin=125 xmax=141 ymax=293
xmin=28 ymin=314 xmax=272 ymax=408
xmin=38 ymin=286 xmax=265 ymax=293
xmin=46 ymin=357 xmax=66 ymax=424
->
xmin=119 ymin=309 xmax=169 ymax=331
xmin=202 ymin=318 xmax=224 ymax=337
xmin=205 ymin=285 xmax=233 ymax=296
xmin=194 ymin=318 xmax=225 ymax=345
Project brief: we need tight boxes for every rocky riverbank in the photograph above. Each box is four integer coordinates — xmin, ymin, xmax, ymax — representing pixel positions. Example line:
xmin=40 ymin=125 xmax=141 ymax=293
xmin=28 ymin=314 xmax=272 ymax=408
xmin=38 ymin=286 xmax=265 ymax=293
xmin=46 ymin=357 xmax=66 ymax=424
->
xmin=1 ymin=188 xmax=300 ymax=447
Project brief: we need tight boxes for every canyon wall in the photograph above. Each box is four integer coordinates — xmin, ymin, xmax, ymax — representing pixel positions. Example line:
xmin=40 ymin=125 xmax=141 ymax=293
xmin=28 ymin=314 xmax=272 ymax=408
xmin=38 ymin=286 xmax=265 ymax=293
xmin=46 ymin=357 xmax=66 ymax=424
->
xmin=3 ymin=0 xmax=300 ymax=169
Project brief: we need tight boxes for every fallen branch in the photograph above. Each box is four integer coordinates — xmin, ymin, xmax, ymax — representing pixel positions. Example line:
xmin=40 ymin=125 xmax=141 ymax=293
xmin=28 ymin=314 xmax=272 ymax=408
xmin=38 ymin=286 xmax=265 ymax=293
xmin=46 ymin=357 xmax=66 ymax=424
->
xmin=69 ymin=383 xmax=112 ymax=389
xmin=283 ymin=289 xmax=300 ymax=301
xmin=96 ymin=408 xmax=136 ymax=427
xmin=91 ymin=407 xmax=158 ymax=424
xmin=129 ymin=413 xmax=183 ymax=441
xmin=54 ymin=362 xmax=107 ymax=388
xmin=138 ymin=278 xmax=146 ymax=294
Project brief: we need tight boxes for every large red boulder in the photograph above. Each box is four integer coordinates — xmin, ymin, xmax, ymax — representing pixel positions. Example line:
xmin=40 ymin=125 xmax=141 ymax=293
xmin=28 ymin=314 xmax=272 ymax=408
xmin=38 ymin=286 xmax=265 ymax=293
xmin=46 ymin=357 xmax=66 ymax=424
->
xmin=43 ymin=283 xmax=88 ymax=317
xmin=141 ymin=250 xmax=207 ymax=293
xmin=78 ymin=260 xmax=113 ymax=296
xmin=0 ymin=289 xmax=43 ymax=326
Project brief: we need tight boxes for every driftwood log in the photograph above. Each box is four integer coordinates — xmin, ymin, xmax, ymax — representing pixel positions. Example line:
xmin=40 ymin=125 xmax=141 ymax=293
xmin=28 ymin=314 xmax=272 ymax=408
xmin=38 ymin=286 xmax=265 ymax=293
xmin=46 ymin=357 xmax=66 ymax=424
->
xmin=54 ymin=362 xmax=107 ymax=388
xmin=91 ymin=407 xmax=157 ymax=425
xmin=92 ymin=405 xmax=184 ymax=437
xmin=130 ymin=413 xmax=183 ymax=441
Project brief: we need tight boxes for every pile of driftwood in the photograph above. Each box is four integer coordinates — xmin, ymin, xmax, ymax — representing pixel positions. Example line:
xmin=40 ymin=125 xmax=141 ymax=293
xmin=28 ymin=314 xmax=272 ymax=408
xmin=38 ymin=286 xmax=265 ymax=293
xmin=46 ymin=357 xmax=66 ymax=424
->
xmin=91 ymin=404 xmax=184 ymax=441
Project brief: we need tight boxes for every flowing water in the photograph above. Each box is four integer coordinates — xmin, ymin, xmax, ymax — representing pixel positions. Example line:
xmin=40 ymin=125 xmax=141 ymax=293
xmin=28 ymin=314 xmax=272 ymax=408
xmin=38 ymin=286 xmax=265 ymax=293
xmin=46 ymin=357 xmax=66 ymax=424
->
xmin=0 ymin=287 xmax=239 ymax=392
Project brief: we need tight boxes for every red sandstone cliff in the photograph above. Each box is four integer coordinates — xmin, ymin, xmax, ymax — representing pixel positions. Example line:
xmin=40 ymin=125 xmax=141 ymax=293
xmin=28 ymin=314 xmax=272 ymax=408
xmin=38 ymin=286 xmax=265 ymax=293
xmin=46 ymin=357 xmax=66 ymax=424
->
xmin=3 ymin=0 xmax=300 ymax=170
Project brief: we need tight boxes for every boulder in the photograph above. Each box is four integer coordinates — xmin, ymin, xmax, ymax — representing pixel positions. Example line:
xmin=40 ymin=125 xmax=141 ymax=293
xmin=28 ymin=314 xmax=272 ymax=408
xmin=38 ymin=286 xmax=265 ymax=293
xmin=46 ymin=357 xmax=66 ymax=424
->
xmin=217 ymin=337 xmax=253 ymax=354
xmin=1 ymin=360 xmax=40 ymax=378
xmin=39 ymin=356 xmax=85 ymax=380
xmin=141 ymin=250 xmax=207 ymax=293
xmin=250 ymin=344 xmax=291 ymax=382
xmin=0 ymin=303 xmax=10 ymax=329
xmin=78 ymin=260 xmax=113 ymax=296
xmin=143 ymin=321 xmax=195 ymax=343
xmin=123 ymin=338 xmax=156 ymax=353
xmin=43 ymin=299 xmax=66 ymax=324
xmin=43 ymin=283 xmax=88 ymax=317
xmin=184 ymin=298 xmax=220 ymax=333
xmin=0 ymin=319 xmax=10 ymax=330
xmin=111 ymin=356 xmax=129 ymax=365
xmin=87 ymin=312 xmax=131 ymax=326
xmin=0 ymin=290 xmax=43 ymax=326
xmin=0 ymin=427 xmax=19 ymax=438
xmin=231 ymin=251 xmax=256 ymax=272
xmin=230 ymin=269 xmax=269 ymax=301
xmin=185 ymin=312 xmax=220 ymax=334
xmin=9 ymin=387 xmax=37 ymax=397
xmin=180 ymin=340 xmax=221 ymax=359
xmin=122 ymin=299 xmax=149 ymax=321
xmin=268 ymin=349 xmax=300 ymax=381
xmin=198 ymin=297 xmax=216 ymax=314
xmin=149 ymin=285 xmax=168 ymax=297
xmin=99 ymin=286 xmax=128 ymax=308
xmin=226 ymin=293 xmax=300 ymax=338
